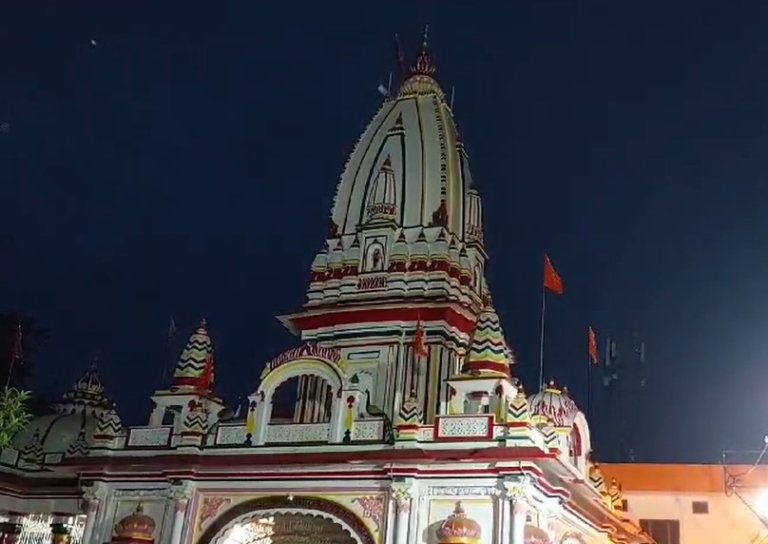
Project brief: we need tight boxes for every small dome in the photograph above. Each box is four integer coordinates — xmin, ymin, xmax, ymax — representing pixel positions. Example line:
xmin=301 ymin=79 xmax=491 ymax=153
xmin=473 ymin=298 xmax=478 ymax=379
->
xmin=113 ymin=504 xmax=156 ymax=541
xmin=56 ymin=363 xmax=114 ymax=413
xmin=14 ymin=363 xmax=118 ymax=459
xmin=524 ymin=524 xmax=551 ymax=544
xmin=528 ymin=381 xmax=579 ymax=428
xmin=436 ymin=502 xmax=481 ymax=544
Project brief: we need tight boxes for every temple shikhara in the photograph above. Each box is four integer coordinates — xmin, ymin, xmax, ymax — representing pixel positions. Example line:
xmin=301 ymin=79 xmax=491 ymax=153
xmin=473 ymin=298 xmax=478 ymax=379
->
xmin=0 ymin=37 xmax=653 ymax=544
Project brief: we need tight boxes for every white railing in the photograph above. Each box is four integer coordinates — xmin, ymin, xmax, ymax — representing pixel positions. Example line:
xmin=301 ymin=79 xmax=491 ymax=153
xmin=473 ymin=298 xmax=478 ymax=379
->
xmin=127 ymin=425 xmax=172 ymax=447
xmin=216 ymin=424 xmax=248 ymax=446
xmin=435 ymin=415 xmax=493 ymax=440
xmin=266 ymin=422 xmax=330 ymax=444
xmin=352 ymin=419 xmax=384 ymax=441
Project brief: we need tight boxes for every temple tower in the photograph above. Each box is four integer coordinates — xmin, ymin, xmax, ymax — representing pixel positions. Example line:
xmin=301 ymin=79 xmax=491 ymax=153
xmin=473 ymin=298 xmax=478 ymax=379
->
xmin=278 ymin=34 xmax=506 ymax=424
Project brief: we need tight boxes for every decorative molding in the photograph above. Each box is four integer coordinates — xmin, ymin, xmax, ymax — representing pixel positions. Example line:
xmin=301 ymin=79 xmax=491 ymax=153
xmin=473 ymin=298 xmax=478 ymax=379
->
xmin=497 ymin=476 xmax=535 ymax=512
xmin=199 ymin=496 xmax=233 ymax=531
xmin=390 ymin=481 xmax=414 ymax=515
xmin=168 ymin=481 xmax=194 ymax=502
xmin=81 ymin=482 xmax=108 ymax=503
xmin=114 ymin=488 xmax=168 ymax=498
xmin=352 ymin=496 xmax=385 ymax=532
xmin=425 ymin=486 xmax=494 ymax=497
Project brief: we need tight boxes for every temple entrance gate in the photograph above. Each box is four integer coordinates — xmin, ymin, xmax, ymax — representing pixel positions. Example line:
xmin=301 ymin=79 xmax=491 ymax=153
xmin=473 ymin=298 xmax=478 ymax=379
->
xmin=198 ymin=496 xmax=376 ymax=544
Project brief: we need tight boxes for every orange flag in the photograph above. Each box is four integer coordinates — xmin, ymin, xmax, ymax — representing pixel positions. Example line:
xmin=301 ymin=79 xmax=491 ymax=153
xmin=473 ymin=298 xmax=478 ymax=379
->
xmin=414 ymin=320 xmax=428 ymax=358
xmin=200 ymin=354 xmax=215 ymax=393
xmin=588 ymin=327 xmax=599 ymax=365
xmin=543 ymin=254 xmax=564 ymax=295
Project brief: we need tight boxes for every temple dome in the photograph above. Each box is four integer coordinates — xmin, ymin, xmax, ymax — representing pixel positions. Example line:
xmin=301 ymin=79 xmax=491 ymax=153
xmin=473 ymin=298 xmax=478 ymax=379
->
xmin=113 ymin=504 xmax=156 ymax=541
xmin=436 ymin=502 xmax=481 ymax=544
xmin=528 ymin=381 xmax=579 ymax=428
xmin=329 ymin=39 xmax=476 ymax=238
xmin=13 ymin=363 xmax=119 ymax=459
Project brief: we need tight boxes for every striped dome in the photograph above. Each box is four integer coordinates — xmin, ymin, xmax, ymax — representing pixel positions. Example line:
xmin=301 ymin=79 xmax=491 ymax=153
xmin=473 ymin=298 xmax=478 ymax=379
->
xmin=463 ymin=305 xmax=512 ymax=376
xmin=171 ymin=319 xmax=213 ymax=388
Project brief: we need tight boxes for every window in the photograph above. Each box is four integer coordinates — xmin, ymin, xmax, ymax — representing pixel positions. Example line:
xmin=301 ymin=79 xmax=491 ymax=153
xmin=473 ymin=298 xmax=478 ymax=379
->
xmin=617 ymin=499 xmax=629 ymax=512
xmin=691 ymin=500 xmax=709 ymax=514
xmin=639 ymin=519 xmax=680 ymax=544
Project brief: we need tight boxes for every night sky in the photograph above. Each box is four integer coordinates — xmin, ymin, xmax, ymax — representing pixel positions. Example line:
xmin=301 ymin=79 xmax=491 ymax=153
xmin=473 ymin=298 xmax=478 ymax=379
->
xmin=3 ymin=1 xmax=768 ymax=463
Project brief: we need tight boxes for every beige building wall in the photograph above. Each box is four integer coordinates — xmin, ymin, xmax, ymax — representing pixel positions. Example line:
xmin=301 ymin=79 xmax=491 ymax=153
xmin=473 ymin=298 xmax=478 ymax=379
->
xmin=603 ymin=463 xmax=768 ymax=544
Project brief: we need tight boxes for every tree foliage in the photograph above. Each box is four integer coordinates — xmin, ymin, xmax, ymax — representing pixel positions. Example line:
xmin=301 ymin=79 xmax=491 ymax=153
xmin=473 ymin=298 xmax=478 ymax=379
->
xmin=0 ymin=388 xmax=31 ymax=448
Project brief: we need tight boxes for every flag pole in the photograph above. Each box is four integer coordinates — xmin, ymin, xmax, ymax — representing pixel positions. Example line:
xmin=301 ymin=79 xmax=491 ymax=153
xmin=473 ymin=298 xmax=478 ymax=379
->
xmin=6 ymin=320 xmax=22 ymax=389
xmin=587 ymin=350 xmax=593 ymax=422
xmin=538 ymin=284 xmax=547 ymax=390
xmin=161 ymin=316 xmax=176 ymax=386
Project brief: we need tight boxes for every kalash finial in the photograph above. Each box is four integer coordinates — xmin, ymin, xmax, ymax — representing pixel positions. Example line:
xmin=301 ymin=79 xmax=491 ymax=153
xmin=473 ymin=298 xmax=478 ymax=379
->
xmin=410 ymin=24 xmax=435 ymax=77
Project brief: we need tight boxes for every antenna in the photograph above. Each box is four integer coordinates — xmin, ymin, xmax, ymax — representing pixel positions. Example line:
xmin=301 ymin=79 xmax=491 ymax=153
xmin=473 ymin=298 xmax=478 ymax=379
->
xmin=450 ymin=86 xmax=456 ymax=110
xmin=388 ymin=71 xmax=393 ymax=95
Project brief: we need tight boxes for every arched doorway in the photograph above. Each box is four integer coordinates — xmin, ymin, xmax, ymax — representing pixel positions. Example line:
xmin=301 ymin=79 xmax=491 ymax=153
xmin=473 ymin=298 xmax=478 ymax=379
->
xmin=198 ymin=496 xmax=376 ymax=544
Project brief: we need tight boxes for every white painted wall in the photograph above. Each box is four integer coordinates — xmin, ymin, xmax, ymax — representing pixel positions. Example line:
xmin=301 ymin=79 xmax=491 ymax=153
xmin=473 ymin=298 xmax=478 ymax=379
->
xmin=622 ymin=489 xmax=768 ymax=543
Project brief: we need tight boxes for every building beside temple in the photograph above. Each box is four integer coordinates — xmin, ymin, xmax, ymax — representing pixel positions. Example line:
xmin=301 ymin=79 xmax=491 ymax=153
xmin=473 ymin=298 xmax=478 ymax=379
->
xmin=602 ymin=463 xmax=768 ymax=544
xmin=0 ymin=38 xmax=651 ymax=544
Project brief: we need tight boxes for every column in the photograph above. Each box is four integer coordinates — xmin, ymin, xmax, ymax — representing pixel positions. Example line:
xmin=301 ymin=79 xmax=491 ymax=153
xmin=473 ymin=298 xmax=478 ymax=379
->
xmin=502 ymin=478 xmax=531 ymax=544
xmin=510 ymin=500 xmax=527 ymax=544
xmin=50 ymin=514 xmax=74 ymax=544
xmin=0 ymin=513 xmax=23 ymax=544
xmin=391 ymin=485 xmax=412 ymax=544
xmin=495 ymin=488 xmax=511 ymax=544
xmin=80 ymin=483 xmax=106 ymax=544
xmin=168 ymin=482 xmax=193 ymax=544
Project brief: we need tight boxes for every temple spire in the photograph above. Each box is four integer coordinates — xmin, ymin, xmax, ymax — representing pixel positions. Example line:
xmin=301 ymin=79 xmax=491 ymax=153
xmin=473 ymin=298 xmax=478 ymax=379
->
xmin=410 ymin=24 xmax=435 ymax=77
xmin=171 ymin=318 xmax=214 ymax=390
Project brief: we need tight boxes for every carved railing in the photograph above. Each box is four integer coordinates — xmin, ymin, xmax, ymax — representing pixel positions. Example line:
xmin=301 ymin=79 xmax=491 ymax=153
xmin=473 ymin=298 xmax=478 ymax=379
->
xmin=266 ymin=422 xmax=330 ymax=444
xmin=126 ymin=425 xmax=172 ymax=447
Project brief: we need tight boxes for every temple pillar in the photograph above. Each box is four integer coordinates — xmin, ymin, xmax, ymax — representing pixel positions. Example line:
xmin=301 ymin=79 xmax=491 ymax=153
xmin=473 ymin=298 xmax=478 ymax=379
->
xmin=501 ymin=478 xmax=531 ymax=544
xmin=168 ymin=482 xmax=194 ymax=544
xmin=510 ymin=500 xmax=527 ymax=544
xmin=0 ymin=513 xmax=23 ymax=544
xmin=496 ymin=490 xmax=510 ymax=544
xmin=391 ymin=483 xmax=412 ymax=544
xmin=81 ymin=482 xmax=107 ymax=544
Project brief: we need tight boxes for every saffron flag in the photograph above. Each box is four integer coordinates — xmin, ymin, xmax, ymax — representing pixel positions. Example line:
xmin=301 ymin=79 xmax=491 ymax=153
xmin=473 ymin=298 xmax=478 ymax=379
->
xmin=543 ymin=254 xmax=564 ymax=295
xmin=414 ymin=320 xmax=428 ymax=358
xmin=200 ymin=354 xmax=215 ymax=393
xmin=10 ymin=322 xmax=22 ymax=362
xmin=588 ymin=327 xmax=599 ymax=365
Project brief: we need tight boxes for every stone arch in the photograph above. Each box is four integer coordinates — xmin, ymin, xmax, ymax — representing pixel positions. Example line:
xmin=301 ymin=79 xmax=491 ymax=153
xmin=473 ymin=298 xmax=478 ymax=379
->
xmin=258 ymin=357 xmax=344 ymax=400
xmin=198 ymin=495 xmax=375 ymax=544
xmin=252 ymin=355 xmax=346 ymax=444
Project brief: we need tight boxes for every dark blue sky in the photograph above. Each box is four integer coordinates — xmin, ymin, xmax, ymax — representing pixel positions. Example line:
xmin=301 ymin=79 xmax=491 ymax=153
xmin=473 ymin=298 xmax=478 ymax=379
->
xmin=3 ymin=1 xmax=768 ymax=462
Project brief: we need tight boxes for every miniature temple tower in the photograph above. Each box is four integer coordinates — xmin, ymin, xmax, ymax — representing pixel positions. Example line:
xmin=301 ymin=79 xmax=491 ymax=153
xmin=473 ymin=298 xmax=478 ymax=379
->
xmin=149 ymin=319 xmax=225 ymax=445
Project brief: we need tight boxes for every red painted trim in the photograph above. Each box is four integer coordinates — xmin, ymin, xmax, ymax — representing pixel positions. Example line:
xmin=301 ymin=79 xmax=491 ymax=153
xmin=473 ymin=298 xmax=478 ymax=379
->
xmin=505 ymin=422 xmax=530 ymax=429
xmin=289 ymin=306 xmax=476 ymax=335
xmin=461 ymin=361 xmax=510 ymax=376
xmin=64 ymin=446 xmax=553 ymax=471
